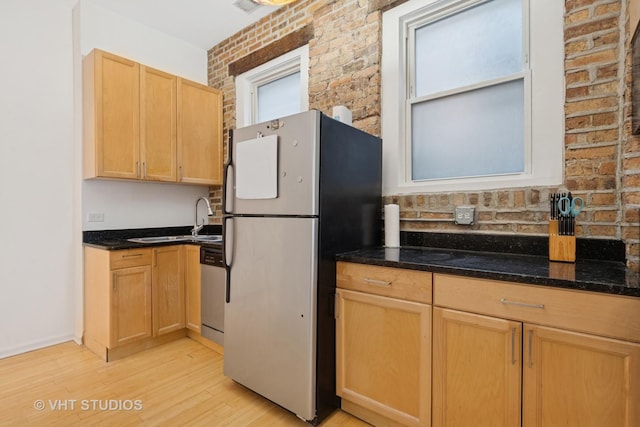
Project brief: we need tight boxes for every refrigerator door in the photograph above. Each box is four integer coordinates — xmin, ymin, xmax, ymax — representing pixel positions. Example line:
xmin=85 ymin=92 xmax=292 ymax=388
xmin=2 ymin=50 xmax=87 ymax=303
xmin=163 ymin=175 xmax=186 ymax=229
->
xmin=231 ymin=110 xmax=320 ymax=216
xmin=224 ymin=216 xmax=318 ymax=421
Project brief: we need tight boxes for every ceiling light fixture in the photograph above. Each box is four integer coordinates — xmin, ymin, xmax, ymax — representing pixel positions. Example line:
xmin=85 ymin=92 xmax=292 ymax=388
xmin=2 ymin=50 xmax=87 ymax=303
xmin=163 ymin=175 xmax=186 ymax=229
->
xmin=251 ymin=0 xmax=298 ymax=5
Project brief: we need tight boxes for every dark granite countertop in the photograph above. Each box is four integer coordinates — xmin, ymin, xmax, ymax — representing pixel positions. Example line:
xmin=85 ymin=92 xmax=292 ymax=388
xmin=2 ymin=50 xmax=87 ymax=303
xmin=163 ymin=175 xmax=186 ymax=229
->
xmin=337 ymin=246 xmax=640 ymax=298
xmin=83 ymin=225 xmax=223 ymax=250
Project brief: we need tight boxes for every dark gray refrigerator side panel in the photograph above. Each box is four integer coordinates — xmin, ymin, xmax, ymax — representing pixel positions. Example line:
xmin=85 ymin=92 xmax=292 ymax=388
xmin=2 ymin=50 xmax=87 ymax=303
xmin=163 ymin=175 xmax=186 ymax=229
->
xmin=315 ymin=115 xmax=383 ymax=421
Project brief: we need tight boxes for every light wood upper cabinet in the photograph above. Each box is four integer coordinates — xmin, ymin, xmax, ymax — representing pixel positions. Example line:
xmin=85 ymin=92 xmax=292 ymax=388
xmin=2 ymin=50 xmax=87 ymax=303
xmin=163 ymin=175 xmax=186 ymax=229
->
xmin=140 ymin=65 xmax=177 ymax=182
xmin=152 ymin=246 xmax=185 ymax=336
xmin=83 ymin=49 xmax=140 ymax=179
xmin=177 ymin=78 xmax=223 ymax=185
xmin=184 ymin=245 xmax=202 ymax=332
xmin=83 ymin=49 xmax=222 ymax=185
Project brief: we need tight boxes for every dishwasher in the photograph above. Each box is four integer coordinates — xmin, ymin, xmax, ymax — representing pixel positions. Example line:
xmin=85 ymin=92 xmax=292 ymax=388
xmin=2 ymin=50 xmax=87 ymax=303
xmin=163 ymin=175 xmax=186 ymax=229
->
xmin=200 ymin=245 xmax=225 ymax=345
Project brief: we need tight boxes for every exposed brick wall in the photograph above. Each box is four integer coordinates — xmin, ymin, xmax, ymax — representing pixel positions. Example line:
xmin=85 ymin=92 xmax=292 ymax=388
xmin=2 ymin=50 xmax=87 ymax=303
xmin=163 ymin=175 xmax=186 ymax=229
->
xmin=623 ymin=0 xmax=640 ymax=270
xmin=207 ymin=0 xmax=640 ymax=270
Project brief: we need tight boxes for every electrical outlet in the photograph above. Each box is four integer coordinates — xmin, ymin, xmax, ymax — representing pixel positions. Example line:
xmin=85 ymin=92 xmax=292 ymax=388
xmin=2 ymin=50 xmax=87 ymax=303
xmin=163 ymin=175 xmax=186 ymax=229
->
xmin=455 ymin=207 xmax=475 ymax=225
xmin=87 ymin=212 xmax=104 ymax=222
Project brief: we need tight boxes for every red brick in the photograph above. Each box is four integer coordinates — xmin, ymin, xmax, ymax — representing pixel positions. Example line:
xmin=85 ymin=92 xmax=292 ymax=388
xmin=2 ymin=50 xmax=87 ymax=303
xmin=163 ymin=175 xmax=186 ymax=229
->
xmin=566 ymin=70 xmax=590 ymax=85
xmin=206 ymin=0 xmax=632 ymax=259
xmin=564 ymin=17 xmax=619 ymax=40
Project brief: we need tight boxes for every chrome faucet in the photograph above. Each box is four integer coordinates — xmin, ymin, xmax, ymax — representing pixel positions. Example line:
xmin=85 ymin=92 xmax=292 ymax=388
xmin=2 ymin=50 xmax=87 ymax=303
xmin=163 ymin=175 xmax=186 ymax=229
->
xmin=192 ymin=197 xmax=214 ymax=237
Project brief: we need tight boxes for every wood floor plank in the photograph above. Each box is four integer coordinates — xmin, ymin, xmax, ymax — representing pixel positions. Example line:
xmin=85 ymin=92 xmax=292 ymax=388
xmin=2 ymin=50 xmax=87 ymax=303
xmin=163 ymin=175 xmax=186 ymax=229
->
xmin=0 ymin=338 xmax=369 ymax=426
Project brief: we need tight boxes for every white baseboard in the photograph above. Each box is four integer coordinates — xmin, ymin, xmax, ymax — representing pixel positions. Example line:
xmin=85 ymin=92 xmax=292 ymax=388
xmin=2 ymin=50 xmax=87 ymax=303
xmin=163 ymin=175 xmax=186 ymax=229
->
xmin=0 ymin=334 xmax=78 ymax=360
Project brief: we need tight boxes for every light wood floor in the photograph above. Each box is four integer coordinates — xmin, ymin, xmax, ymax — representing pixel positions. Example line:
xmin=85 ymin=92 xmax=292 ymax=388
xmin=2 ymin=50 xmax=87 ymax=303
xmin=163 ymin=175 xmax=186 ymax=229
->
xmin=0 ymin=338 xmax=369 ymax=426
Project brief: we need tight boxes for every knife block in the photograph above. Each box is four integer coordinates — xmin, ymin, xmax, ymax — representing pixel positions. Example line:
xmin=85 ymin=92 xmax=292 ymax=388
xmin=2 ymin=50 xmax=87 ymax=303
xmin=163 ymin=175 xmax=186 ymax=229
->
xmin=548 ymin=220 xmax=576 ymax=262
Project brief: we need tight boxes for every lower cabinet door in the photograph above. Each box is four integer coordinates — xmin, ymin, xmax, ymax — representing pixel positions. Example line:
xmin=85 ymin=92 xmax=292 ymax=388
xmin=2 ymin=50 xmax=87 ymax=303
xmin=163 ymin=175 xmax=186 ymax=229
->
xmin=336 ymin=288 xmax=431 ymax=427
xmin=184 ymin=245 xmax=201 ymax=332
xmin=432 ymin=307 xmax=522 ymax=427
xmin=152 ymin=246 xmax=185 ymax=336
xmin=110 ymin=265 xmax=152 ymax=347
xmin=523 ymin=324 xmax=640 ymax=427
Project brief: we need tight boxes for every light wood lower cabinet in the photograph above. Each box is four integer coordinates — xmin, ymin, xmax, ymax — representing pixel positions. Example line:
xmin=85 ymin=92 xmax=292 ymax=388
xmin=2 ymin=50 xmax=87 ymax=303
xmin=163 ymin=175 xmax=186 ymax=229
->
xmin=184 ymin=245 xmax=201 ymax=332
xmin=336 ymin=262 xmax=432 ymax=427
xmin=84 ymin=245 xmax=191 ymax=361
xmin=85 ymin=247 xmax=153 ymax=360
xmin=432 ymin=308 xmax=521 ymax=427
xmin=337 ymin=265 xmax=640 ymax=427
xmin=433 ymin=273 xmax=640 ymax=427
xmin=336 ymin=289 xmax=431 ymax=427
xmin=152 ymin=246 xmax=185 ymax=336
xmin=523 ymin=324 xmax=640 ymax=427
xmin=111 ymin=265 xmax=152 ymax=347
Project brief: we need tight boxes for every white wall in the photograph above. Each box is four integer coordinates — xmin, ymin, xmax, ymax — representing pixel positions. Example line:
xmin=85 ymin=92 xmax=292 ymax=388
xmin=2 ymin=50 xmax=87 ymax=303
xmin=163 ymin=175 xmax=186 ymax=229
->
xmin=79 ymin=0 xmax=210 ymax=231
xmin=0 ymin=0 xmax=212 ymax=358
xmin=82 ymin=180 xmax=208 ymax=231
xmin=79 ymin=0 xmax=207 ymax=82
xmin=0 ymin=0 xmax=78 ymax=358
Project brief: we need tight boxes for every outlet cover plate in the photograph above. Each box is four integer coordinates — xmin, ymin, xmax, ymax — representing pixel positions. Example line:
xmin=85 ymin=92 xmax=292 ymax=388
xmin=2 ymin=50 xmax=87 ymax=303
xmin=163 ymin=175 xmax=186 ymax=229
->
xmin=87 ymin=212 xmax=104 ymax=222
xmin=455 ymin=207 xmax=475 ymax=225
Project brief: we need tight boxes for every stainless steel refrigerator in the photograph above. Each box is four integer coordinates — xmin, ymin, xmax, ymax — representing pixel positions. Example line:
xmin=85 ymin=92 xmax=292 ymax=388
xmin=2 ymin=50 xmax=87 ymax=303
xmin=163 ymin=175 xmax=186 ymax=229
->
xmin=222 ymin=110 xmax=382 ymax=425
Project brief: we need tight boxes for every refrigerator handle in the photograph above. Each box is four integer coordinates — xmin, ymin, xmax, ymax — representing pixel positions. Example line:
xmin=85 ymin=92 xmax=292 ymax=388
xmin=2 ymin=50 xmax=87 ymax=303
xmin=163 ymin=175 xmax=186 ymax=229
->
xmin=223 ymin=129 xmax=234 ymax=216
xmin=223 ymin=215 xmax=233 ymax=303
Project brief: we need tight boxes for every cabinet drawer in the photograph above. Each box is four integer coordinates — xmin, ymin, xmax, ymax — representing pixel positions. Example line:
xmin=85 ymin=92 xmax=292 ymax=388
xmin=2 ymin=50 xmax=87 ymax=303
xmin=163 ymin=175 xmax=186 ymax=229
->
xmin=337 ymin=262 xmax=432 ymax=304
xmin=110 ymin=248 xmax=152 ymax=270
xmin=434 ymin=273 xmax=640 ymax=343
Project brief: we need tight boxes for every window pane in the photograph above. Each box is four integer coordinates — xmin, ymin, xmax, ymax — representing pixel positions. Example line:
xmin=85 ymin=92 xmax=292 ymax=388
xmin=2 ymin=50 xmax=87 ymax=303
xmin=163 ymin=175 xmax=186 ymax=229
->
xmin=257 ymin=72 xmax=301 ymax=123
xmin=411 ymin=79 xmax=524 ymax=181
xmin=414 ymin=0 xmax=523 ymax=97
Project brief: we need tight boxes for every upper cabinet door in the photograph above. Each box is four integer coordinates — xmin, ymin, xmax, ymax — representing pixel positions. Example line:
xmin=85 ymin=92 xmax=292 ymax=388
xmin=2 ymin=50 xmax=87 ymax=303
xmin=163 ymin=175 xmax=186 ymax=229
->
xmin=140 ymin=65 xmax=177 ymax=182
xmin=84 ymin=49 xmax=140 ymax=179
xmin=177 ymin=78 xmax=223 ymax=185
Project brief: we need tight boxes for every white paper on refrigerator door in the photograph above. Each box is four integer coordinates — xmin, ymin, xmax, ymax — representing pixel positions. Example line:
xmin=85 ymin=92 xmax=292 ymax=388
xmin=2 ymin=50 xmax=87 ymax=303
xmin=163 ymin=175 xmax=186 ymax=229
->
xmin=235 ymin=135 xmax=278 ymax=199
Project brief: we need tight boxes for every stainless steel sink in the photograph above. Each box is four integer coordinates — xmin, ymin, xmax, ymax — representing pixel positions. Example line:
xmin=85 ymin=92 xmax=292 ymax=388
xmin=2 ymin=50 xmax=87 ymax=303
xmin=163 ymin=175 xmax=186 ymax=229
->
xmin=127 ymin=235 xmax=192 ymax=244
xmin=127 ymin=234 xmax=222 ymax=244
xmin=191 ymin=235 xmax=222 ymax=243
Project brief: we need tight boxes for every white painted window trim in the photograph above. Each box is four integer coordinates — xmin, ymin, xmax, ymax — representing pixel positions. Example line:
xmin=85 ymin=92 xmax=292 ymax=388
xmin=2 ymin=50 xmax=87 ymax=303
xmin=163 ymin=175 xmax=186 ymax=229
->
xmin=235 ymin=45 xmax=309 ymax=127
xmin=381 ymin=0 xmax=564 ymax=195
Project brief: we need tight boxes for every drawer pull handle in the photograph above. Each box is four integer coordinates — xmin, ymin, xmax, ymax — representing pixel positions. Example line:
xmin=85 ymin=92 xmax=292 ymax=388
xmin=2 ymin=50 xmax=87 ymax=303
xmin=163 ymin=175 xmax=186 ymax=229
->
xmin=500 ymin=298 xmax=544 ymax=309
xmin=363 ymin=277 xmax=392 ymax=287
xmin=122 ymin=254 xmax=144 ymax=258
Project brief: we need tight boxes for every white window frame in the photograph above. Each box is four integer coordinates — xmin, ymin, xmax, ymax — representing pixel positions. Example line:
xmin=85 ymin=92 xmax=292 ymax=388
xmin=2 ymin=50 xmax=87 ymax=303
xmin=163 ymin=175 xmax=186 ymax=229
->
xmin=381 ymin=0 xmax=564 ymax=195
xmin=235 ymin=45 xmax=309 ymax=127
